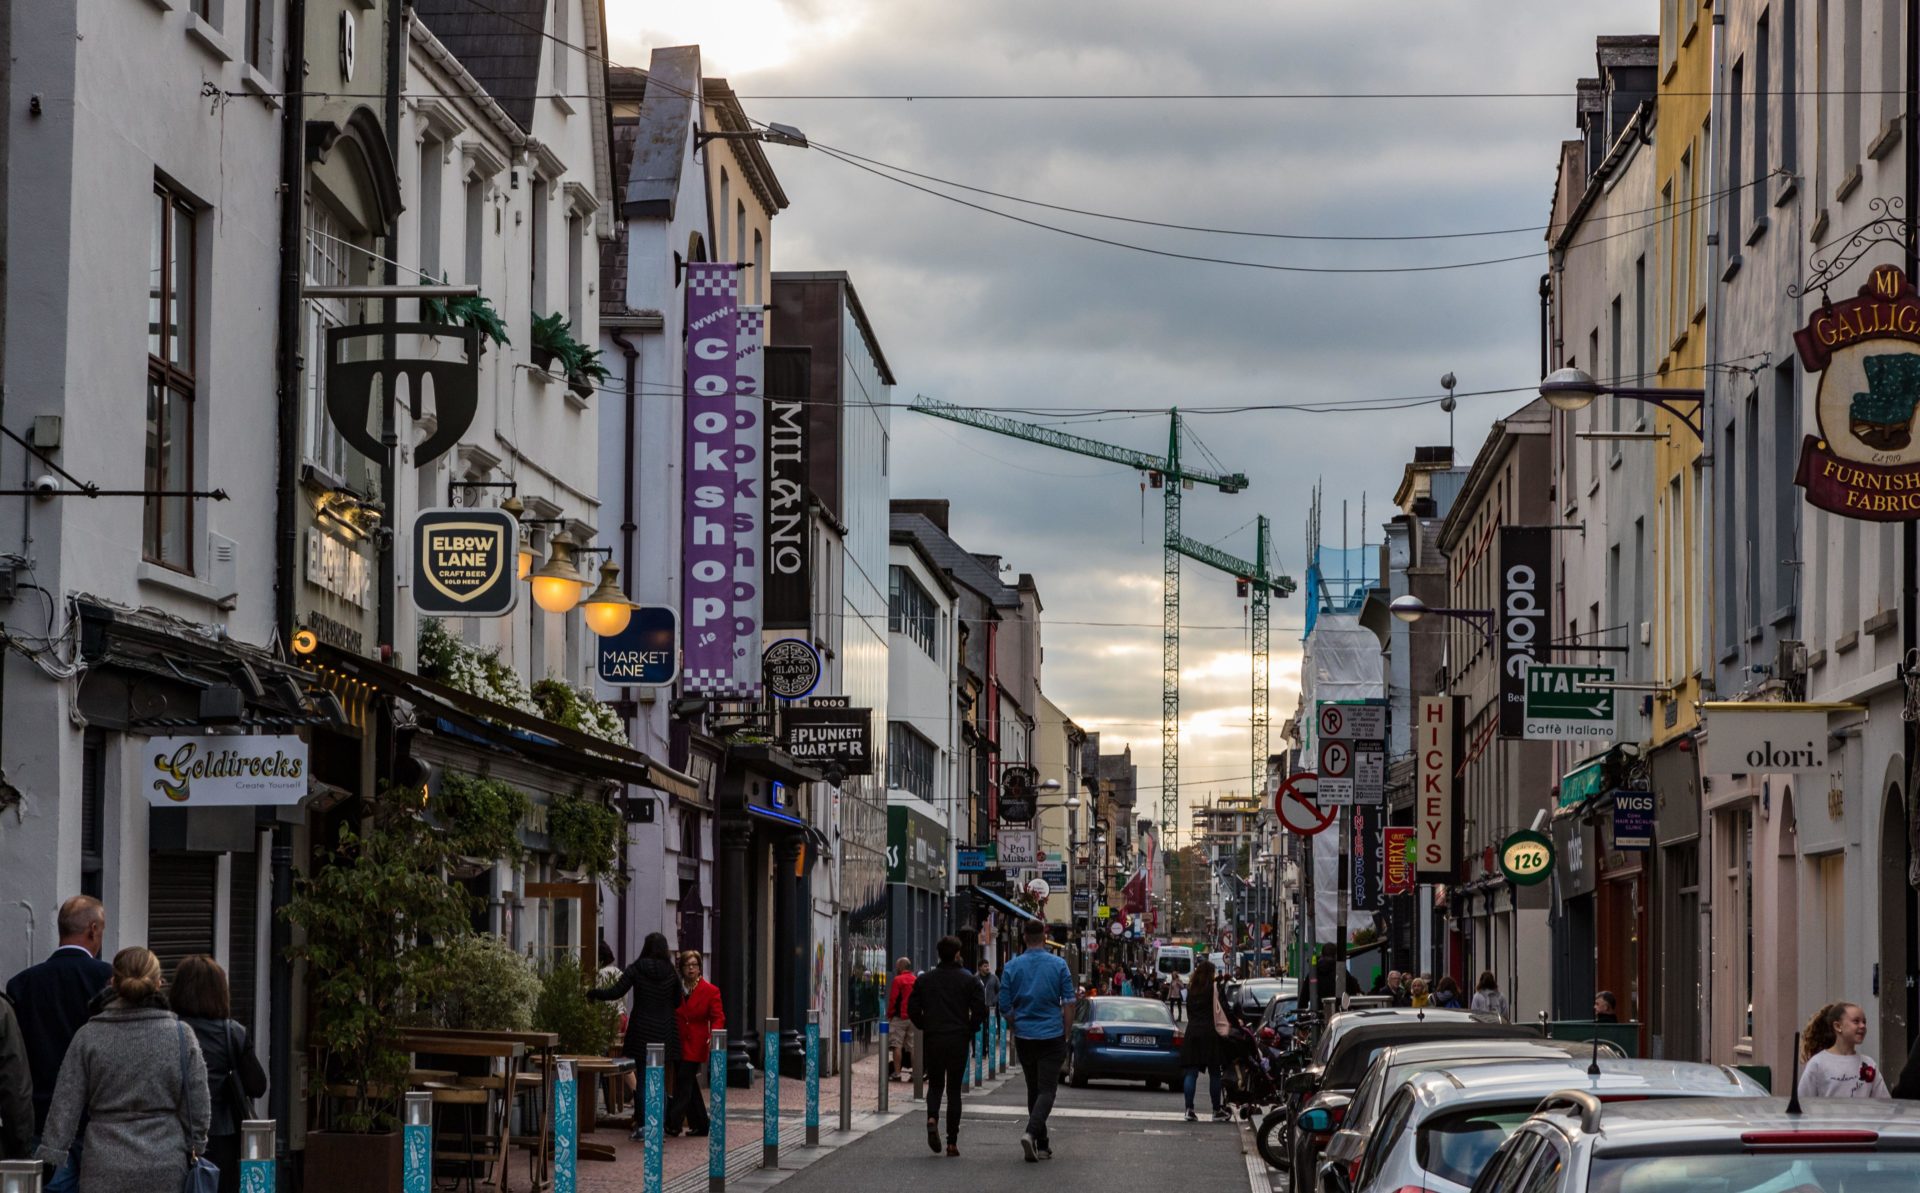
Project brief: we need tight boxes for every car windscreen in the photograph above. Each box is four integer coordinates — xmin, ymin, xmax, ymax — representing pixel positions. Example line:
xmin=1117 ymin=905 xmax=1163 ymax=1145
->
xmin=1157 ymin=954 xmax=1192 ymax=974
xmin=1586 ymin=1152 xmax=1920 ymax=1193
xmin=1092 ymin=1001 xmax=1175 ymax=1026
xmin=1414 ymin=1106 xmax=1534 ymax=1187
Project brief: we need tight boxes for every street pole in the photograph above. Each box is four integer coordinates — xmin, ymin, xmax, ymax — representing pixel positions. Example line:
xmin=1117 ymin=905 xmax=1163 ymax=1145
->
xmin=838 ymin=1027 xmax=852 ymax=1132
xmin=1334 ymin=807 xmax=1349 ymax=1014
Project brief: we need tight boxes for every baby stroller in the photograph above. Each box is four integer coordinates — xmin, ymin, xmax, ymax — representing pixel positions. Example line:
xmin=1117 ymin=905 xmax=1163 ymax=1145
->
xmin=1218 ymin=1017 xmax=1281 ymax=1118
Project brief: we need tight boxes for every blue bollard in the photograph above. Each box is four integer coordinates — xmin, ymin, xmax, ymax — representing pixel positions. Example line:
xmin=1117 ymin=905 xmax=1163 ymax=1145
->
xmin=763 ymin=1017 xmax=781 ymax=1168
xmin=877 ymin=1018 xmax=890 ymax=1113
xmin=990 ymin=1016 xmax=1001 ymax=1077
xmin=239 ymin=1120 xmax=275 ymax=1193
xmin=805 ymin=1011 xmax=821 ymax=1146
xmin=974 ymin=1023 xmax=985 ymax=1088
xmin=645 ymin=1045 xmax=666 ymax=1193
xmin=709 ymin=1030 xmax=727 ymax=1193
xmin=402 ymin=1091 xmax=431 ymax=1193
xmin=552 ymin=1061 xmax=578 ymax=1193
xmin=1000 ymin=1015 xmax=1009 ymax=1070
xmin=839 ymin=1028 xmax=853 ymax=1132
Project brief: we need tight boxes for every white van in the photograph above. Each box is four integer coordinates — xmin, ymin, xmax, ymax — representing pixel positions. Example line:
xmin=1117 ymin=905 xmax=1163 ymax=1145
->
xmin=1153 ymin=945 xmax=1194 ymax=976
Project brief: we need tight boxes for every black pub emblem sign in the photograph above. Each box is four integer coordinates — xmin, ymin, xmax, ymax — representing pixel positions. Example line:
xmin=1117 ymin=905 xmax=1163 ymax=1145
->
xmin=412 ymin=507 xmax=517 ymax=616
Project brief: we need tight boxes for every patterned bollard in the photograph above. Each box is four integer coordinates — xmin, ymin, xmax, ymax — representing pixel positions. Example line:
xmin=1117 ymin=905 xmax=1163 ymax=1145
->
xmin=998 ymin=1015 xmax=1009 ymax=1071
xmin=988 ymin=1017 xmax=1000 ymax=1077
xmin=645 ymin=1045 xmax=666 ymax=1193
xmin=402 ymin=1090 xmax=431 ymax=1193
xmin=0 ymin=1159 xmax=45 ymax=1193
xmin=709 ymin=1030 xmax=727 ymax=1193
xmin=553 ymin=1061 xmax=578 ymax=1193
xmin=974 ymin=1023 xmax=986 ymax=1089
xmin=239 ymin=1120 xmax=275 ymax=1193
xmin=805 ymin=1010 xmax=821 ymax=1146
xmin=763 ymin=1017 xmax=781 ymax=1168
xmin=839 ymin=1028 xmax=853 ymax=1132
xmin=877 ymin=1018 xmax=890 ymax=1113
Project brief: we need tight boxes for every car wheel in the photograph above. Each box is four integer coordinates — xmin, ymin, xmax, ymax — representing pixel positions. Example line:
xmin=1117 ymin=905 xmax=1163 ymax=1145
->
xmin=1068 ymin=1053 xmax=1089 ymax=1088
xmin=1144 ymin=1079 xmax=1162 ymax=1091
xmin=1255 ymin=1108 xmax=1290 ymax=1170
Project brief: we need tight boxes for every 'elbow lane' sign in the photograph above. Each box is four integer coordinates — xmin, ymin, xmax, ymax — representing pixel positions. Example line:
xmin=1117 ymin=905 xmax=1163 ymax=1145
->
xmin=411 ymin=507 xmax=518 ymax=616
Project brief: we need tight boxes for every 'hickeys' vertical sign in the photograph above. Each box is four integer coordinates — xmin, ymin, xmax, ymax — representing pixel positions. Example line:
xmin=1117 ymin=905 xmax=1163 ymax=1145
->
xmin=682 ymin=264 xmax=761 ymax=697
xmin=1415 ymin=696 xmax=1455 ymax=881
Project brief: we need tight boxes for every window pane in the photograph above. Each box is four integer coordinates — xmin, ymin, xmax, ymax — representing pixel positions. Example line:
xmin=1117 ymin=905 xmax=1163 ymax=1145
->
xmin=149 ymin=192 xmax=165 ymax=357
xmin=145 ymin=376 xmax=191 ymax=568
xmin=171 ymin=202 xmax=194 ymax=369
xmin=145 ymin=375 xmax=163 ymax=556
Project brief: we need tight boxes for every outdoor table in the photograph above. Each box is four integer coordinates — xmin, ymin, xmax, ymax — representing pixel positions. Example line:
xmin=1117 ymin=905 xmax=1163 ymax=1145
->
xmin=397 ymin=1030 xmax=530 ymax=1191
xmin=537 ymin=1054 xmax=635 ymax=1163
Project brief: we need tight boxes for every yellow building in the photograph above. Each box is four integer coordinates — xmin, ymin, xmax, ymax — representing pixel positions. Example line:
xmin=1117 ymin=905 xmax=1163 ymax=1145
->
xmin=1651 ymin=0 xmax=1709 ymax=749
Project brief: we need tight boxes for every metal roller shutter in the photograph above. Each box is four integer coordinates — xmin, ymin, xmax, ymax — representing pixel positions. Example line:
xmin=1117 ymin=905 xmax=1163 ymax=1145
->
xmin=228 ymin=849 xmax=259 ymax=1031
xmin=149 ymin=852 xmax=218 ymax=980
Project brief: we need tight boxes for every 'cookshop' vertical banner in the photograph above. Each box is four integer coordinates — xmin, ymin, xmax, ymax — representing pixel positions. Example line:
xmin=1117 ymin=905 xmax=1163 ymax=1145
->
xmin=683 ymin=263 xmax=761 ymax=697
xmin=733 ymin=305 xmax=766 ymax=693
xmin=1497 ymin=526 xmax=1552 ymax=736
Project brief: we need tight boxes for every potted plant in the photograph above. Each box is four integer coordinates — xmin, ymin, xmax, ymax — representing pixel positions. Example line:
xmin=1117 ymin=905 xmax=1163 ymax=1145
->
xmin=410 ymin=935 xmax=541 ymax=1032
xmin=530 ymin=311 xmax=572 ymax=374
xmin=567 ymin=346 xmax=610 ymax=399
xmin=419 ymin=277 xmax=510 ymax=350
xmin=286 ymin=784 xmax=479 ymax=1190
xmin=545 ymin=790 xmax=624 ymax=882
xmin=532 ymin=958 xmax=620 ymax=1055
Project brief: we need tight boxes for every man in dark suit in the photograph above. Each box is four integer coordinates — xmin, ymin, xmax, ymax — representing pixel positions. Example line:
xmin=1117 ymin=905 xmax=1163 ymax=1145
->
xmin=5 ymin=895 xmax=110 ymax=1190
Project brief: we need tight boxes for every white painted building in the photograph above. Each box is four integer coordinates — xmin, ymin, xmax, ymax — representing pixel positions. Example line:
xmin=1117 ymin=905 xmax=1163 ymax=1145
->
xmin=885 ymin=530 xmax=960 ymax=966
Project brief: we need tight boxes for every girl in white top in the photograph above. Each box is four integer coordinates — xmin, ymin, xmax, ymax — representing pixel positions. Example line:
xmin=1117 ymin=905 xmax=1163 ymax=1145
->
xmin=1796 ymin=1001 xmax=1891 ymax=1099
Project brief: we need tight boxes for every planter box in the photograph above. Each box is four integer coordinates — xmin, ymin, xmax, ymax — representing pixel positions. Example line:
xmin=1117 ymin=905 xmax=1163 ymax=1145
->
xmin=305 ymin=1128 xmax=404 ymax=1193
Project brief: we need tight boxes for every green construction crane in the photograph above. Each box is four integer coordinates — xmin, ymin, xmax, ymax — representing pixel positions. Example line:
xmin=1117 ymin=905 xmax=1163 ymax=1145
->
xmin=911 ymin=396 xmax=1248 ymax=853
xmin=1172 ymin=516 xmax=1297 ymax=809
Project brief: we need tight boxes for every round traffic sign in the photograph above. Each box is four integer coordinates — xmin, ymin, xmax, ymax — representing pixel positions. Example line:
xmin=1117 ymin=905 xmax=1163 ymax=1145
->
xmin=1275 ymin=773 xmax=1337 ymax=837
xmin=1320 ymin=740 xmax=1352 ymax=778
xmin=1318 ymin=704 xmax=1344 ymax=737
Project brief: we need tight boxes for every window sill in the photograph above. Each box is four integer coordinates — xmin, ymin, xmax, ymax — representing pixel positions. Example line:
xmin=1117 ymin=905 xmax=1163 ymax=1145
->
xmin=1866 ymin=608 xmax=1899 ymax=637
xmin=1720 ymin=254 xmax=1743 ymax=283
xmin=143 ymin=0 xmax=174 ymax=10
xmin=241 ymin=65 xmax=281 ymax=108
xmin=1669 ymin=328 xmax=1690 ymax=355
xmin=1719 ymin=645 xmax=1740 ymax=665
xmin=549 ymin=92 xmax=577 ymax=117
xmin=563 ymin=388 xmax=590 ymax=413
xmin=1747 ymin=624 xmax=1765 ymax=644
xmin=1806 ymin=648 xmax=1827 ymax=670
xmin=1770 ymin=604 xmax=1797 ymax=628
xmin=1835 ymin=629 xmax=1860 ymax=655
xmin=185 ymin=13 xmax=234 ymax=63
xmin=1809 ymin=208 xmax=1830 ymax=243
xmin=139 ymin=560 xmax=230 ymax=608
xmin=1609 ymin=449 xmax=1623 ymax=471
xmin=1745 ymin=217 xmax=1770 ymax=248
xmin=1773 ymin=175 xmax=1798 ymax=208
xmin=1836 ymin=165 xmax=1863 ymax=203
xmin=1868 ymin=117 xmax=1903 ymax=162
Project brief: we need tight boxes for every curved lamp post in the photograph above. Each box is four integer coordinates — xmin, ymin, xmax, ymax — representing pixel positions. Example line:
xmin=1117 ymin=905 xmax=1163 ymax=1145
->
xmin=1389 ymin=593 xmax=1498 ymax=652
xmin=1539 ymin=366 xmax=1705 ymax=440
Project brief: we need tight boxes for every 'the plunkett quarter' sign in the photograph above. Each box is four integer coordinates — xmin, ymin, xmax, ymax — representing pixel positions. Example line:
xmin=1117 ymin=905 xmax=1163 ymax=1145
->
xmin=1795 ymin=265 xmax=1920 ymax=520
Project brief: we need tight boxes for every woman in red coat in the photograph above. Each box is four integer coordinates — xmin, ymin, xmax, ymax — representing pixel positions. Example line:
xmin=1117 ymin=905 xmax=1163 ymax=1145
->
xmin=669 ymin=952 xmax=726 ymax=1135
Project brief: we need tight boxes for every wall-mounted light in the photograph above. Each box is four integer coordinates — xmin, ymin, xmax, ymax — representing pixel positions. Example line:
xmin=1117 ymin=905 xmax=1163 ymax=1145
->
xmin=580 ymin=558 xmax=640 ymax=637
xmin=315 ymin=488 xmax=383 ymax=538
xmin=529 ymin=533 xmax=588 ymax=613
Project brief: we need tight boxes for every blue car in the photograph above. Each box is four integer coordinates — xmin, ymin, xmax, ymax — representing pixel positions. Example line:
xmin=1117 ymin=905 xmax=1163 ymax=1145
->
xmin=1063 ymin=997 xmax=1185 ymax=1089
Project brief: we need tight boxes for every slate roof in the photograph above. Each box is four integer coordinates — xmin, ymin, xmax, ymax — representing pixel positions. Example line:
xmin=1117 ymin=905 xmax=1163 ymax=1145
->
xmin=413 ymin=0 xmax=549 ymax=132
xmin=891 ymin=513 xmax=1020 ymax=608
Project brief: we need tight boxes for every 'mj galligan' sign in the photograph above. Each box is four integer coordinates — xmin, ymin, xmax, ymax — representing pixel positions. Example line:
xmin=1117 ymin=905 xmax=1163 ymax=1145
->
xmin=1795 ymin=265 xmax=1920 ymax=520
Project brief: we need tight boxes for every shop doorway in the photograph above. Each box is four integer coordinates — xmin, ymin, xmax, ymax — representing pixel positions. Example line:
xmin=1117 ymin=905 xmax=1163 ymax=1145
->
xmin=1880 ymin=785 xmax=1916 ymax=1085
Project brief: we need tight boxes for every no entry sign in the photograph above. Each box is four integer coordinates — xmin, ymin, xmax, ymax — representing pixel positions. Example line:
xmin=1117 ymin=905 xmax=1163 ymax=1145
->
xmin=1275 ymin=773 xmax=1336 ymax=837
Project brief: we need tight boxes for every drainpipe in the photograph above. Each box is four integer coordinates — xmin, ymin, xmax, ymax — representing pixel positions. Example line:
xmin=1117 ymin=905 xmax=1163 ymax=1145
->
xmin=269 ymin=0 xmax=309 ymax=1168
xmin=1903 ymin=0 xmax=1918 ymax=1043
xmin=611 ymin=328 xmax=638 ymax=960
xmin=376 ymin=1 xmax=406 ymax=661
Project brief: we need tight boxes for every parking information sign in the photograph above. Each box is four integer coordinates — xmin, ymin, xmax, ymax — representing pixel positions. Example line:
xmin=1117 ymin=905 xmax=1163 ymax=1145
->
xmin=1522 ymin=664 xmax=1617 ymax=740
xmin=1319 ymin=739 xmax=1354 ymax=804
xmin=1318 ymin=701 xmax=1386 ymax=742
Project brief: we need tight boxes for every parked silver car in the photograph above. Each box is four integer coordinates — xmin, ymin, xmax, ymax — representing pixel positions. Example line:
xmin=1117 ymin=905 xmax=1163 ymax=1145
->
xmin=1467 ymin=1095 xmax=1920 ymax=1193
xmin=1312 ymin=1038 xmax=1628 ymax=1193
xmin=1345 ymin=1059 xmax=1766 ymax=1193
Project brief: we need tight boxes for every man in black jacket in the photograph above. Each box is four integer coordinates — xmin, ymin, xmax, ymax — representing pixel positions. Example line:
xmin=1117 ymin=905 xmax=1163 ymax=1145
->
xmin=0 ymin=992 xmax=32 ymax=1159
xmin=4 ymin=896 xmax=110 ymax=1191
xmin=908 ymin=935 xmax=987 ymax=1157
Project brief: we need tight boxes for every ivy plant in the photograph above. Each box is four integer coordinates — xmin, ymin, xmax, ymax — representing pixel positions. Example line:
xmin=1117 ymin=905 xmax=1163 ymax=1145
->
xmin=546 ymin=791 xmax=623 ymax=882
xmin=434 ymin=770 xmax=530 ymax=864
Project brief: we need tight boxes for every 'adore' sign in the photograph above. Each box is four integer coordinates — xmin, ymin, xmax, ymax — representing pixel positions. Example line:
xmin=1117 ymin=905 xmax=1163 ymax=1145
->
xmin=1794 ymin=265 xmax=1920 ymax=520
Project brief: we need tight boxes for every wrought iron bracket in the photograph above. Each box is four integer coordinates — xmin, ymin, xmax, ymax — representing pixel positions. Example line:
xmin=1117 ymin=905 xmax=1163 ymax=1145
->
xmin=1789 ymin=195 xmax=1916 ymax=302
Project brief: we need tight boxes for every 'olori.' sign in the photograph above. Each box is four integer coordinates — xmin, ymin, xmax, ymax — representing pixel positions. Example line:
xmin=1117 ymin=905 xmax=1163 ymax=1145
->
xmin=1699 ymin=703 xmax=1837 ymax=775
xmin=1415 ymin=695 xmax=1457 ymax=880
xmin=1497 ymin=527 xmax=1552 ymax=736
xmin=783 ymin=707 xmax=872 ymax=775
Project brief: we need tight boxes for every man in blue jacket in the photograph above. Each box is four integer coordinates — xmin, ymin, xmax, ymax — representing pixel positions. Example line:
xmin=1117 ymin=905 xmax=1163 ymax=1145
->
xmin=997 ymin=919 xmax=1074 ymax=1162
xmin=4 ymin=896 xmax=111 ymax=1193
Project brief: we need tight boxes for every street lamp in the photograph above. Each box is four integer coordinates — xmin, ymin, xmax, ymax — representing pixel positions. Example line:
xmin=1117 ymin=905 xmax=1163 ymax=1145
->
xmin=695 ymin=122 xmax=810 ymax=150
xmin=1538 ymin=366 xmax=1705 ymax=440
xmin=1388 ymin=593 xmax=1497 ymax=651
xmin=580 ymin=558 xmax=641 ymax=637
xmin=529 ymin=534 xmax=589 ymax=614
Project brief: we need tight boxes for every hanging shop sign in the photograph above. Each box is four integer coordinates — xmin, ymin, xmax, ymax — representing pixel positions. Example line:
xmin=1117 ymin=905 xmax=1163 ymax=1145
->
xmin=1498 ymin=829 xmax=1555 ymax=887
xmin=305 ymin=527 xmax=371 ymax=609
xmin=887 ymin=805 xmax=948 ymax=890
xmin=1383 ymin=826 xmax=1415 ymax=896
xmin=998 ymin=828 xmax=1039 ymax=867
xmin=1611 ymin=789 xmax=1655 ymax=851
xmin=762 ymin=638 xmax=822 ymax=701
xmin=1350 ymin=807 xmax=1382 ymax=911
xmin=681 ymin=263 xmax=762 ymax=698
xmin=1522 ymin=664 xmax=1616 ymax=741
xmin=763 ymin=346 xmax=812 ymax=629
xmin=998 ymin=765 xmax=1039 ymax=823
xmin=325 ymin=322 xmax=479 ymax=467
xmin=410 ymin=507 xmax=517 ymax=616
xmin=144 ymin=734 xmax=309 ymax=807
xmin=956 ymin=845 xmax=992 ymax=873
xmin=1415 ymin=696 xmax=1458 ymax=880
xmin=1794 ymin=265 xmax=1920 ymax=520
xmin=1698 ymin=702 xmax=1842 ymax=775
xmin=782 ymin=706 xmax=871 ymax=774
xmin=597 ymin=605 xmax=679 ymax=686
xmin=1553 ymin=814 xmax=1596 ymax=899
xmin=1497 ymin=527 xmax=1552 ymax=736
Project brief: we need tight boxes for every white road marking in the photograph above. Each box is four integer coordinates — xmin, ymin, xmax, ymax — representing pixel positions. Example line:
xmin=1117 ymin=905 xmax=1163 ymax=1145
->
xmin=965 ymin=1105 xmax=1199 ymax=1122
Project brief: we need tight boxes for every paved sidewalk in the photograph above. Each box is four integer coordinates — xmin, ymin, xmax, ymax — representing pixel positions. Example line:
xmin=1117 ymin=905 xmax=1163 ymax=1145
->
xmin=576 ymin=1050 xmax=1018 ymax=1193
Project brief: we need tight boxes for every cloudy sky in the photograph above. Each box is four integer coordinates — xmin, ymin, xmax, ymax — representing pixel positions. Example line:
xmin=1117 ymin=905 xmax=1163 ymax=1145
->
xmin=605 ymin=0 xmax=1649 ymax=839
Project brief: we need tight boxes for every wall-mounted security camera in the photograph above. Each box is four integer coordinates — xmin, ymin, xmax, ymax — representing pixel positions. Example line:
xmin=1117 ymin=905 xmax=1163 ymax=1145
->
xmin=31 ymin=474 xmax=59 ymax=499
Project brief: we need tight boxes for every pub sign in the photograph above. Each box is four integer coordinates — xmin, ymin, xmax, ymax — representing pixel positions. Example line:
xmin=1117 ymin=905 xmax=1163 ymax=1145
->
xmin=411 ymin=508 xmax=517 ymax=616
xmin=1795 ymin=265 xmax=1920 ymax=520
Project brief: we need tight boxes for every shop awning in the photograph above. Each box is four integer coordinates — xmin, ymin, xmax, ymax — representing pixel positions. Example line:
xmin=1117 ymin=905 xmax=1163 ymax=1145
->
xmin=973 ymin=886 xmax=1041 ymax=923
xmin=312 ymin=646 xmax=697 ymax=800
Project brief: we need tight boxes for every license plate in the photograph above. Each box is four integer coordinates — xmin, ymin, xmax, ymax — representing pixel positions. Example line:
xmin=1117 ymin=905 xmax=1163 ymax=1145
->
xmin=1122 ymin=1034 xmax=1157 ymax=1046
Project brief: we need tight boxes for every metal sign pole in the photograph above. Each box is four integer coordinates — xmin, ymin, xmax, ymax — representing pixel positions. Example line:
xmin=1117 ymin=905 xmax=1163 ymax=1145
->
xmin=763 ymin=1018 xmax=782 ymax=1167
xmin=709 ymin=1031 xmax=728 ymax=1193
xmin=401 ymin=1090 xmax=431 ymax=1193
xmin=839 ymin=1027 xmax=853 ymax=1132
xmin=645 ymin=1045 xmax=666 ymax=1193
xmin=805 ymin=1010 xmax=821 ymax=1146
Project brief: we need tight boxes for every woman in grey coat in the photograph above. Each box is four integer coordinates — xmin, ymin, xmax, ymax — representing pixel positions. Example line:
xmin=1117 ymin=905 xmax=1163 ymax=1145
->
xmin=36 ymin=946 xmax=209 ymax=1193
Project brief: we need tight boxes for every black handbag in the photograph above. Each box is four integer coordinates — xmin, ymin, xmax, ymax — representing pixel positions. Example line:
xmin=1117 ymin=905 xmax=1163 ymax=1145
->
xmin=223 ymin=1021 xmax=256 ymax=1124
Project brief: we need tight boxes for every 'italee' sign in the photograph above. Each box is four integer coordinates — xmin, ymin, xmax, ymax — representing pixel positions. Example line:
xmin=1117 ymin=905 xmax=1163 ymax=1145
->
xmin=145 ymin=734 xmax=309 ymax=806
xmin=1522 ymin=664 xmax=1616 ymax=740
xmin=1794 ymin=266 xmax=1920 ymax=520
xmin=411 ymin=508 xmax=517 ymax=616
xmin=1699 ymin=703 xmax=1838 ymax=775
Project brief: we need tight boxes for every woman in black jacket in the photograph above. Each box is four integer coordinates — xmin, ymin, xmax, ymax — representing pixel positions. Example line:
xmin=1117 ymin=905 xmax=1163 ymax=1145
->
xmin=172 ymin=955 xmax=267 ymax=1193
xmin=1178 ymin=958 xmax=1230 ymax=1123
xmin=591 ymin=933 xmax=682 ymax=1140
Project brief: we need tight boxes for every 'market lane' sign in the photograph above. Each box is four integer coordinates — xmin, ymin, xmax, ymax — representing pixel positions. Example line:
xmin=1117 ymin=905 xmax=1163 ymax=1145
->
xmin=596 ymin=605 xmax=679 ymax=686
